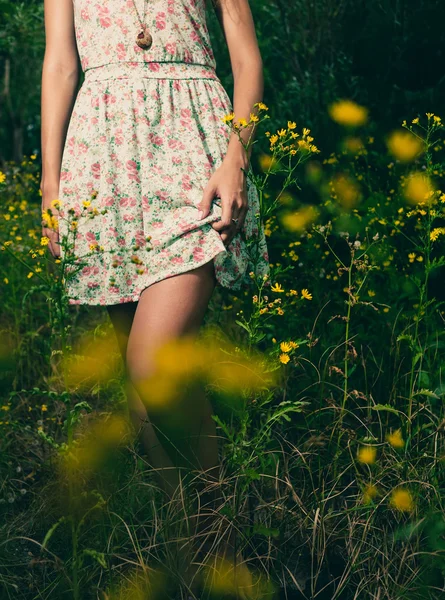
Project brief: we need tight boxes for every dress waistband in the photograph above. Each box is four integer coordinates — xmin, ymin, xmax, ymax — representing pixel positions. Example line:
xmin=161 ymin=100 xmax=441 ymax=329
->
xmin=83 ymin=61 xmax=220 ymax=82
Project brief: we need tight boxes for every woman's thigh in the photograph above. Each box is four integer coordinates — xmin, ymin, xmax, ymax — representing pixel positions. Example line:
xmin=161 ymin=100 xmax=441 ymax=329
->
xmin=126 ymin=259 xmax=216 ymax=382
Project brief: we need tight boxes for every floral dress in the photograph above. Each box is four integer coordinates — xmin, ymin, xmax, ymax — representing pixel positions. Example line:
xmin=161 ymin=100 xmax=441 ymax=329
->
xmin=57 ymin=0 xmax=270 ymax=305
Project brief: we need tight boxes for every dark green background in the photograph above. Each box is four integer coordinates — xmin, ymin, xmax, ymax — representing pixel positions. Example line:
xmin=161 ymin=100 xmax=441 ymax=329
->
xmin=1 ymin=0 xmax=444 ymax=165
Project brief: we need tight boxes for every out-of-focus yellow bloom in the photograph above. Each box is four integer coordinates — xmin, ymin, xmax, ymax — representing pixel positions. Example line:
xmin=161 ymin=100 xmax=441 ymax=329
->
xmin=277 ymin=190 xmax=294 ymax=205
xmin=343 ymin=136 xmax=364 ymax=153
xmin=331 ymin=173 xmax=361 ymax=208
xmin=386 ymin=130 xmax=424 ymax=162
xmin=301 ymin=289 xmax=312 ymax=300
xmin=363 ymin=484 xmax=379 ymax=504
xmin=61 ymin=413 xmax=134 ymax=476
xmin=0 ymin=172 xmax=6 ymax=184
xmin=281 ymin=205 xmax=319 ymax=233
xmin=357 ymin=445 xmax=377 ymax=464
xmin=201 ymin=553 xmax=272 ymax=600
xmin=390 ymin=488 xmax=414 ymax=512
xmin=258 ymin=153 xmax=278 ymax=172
xmin=386 ymin=429 xmax=405 ymax=448
xmin=63 ymin=331 xmax=120 ymax=390
xmin=328 ymin=100 xmax=368 ymax=127
xmin=40 ymin=236 xmax=50 ymax=246
xmin=403 ymin=172 xmax=434 ymax=205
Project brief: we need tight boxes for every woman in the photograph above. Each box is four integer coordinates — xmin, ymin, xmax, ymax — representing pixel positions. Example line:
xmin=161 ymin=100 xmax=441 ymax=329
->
xmin=40 ymin=0 xmax=269 ymax=577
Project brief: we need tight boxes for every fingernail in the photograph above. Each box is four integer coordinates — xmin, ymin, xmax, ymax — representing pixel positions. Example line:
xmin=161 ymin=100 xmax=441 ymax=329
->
xmin=198 ymin=210 xmax=203 ymax=220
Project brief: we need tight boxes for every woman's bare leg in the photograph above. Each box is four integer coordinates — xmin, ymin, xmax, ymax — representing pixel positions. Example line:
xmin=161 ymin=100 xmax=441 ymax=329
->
xmin=125 ymin=260 xmax=219 ymax=480
xmin=106 ymin=301 xmax=181 ymax=497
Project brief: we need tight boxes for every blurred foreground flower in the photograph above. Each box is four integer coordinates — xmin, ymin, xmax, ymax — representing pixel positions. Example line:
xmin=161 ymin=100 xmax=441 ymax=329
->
xmin=63 ymin=330 xmax=121 ymax=390
xmin=136 ymin=334 xmax=277 ymax=413
xmin=363 ymin=484 xmax=379 ymax=504
xmin=386 ymin=130 xmax=424 ymax=162
xmin=280 ymin=205 xmax=319 ymax=233
xmin=107 ymin=566 xmax=167 ymax=600
xmin=330 ymin=173 xmax=361 ymax=208
xmin=390 ymin=488 xmax=415 ymax=512
xmin=357 ymin=445 xmax=377 ymax=464
xmin=403 ymin=172 xmax=434 ymax=205
xmin=386 ymin=429 xmax=405 ymax=448
xmin=328 ymin=100 xmax=368 ymax=127
xmin=200 ymin=553 xmax=275 ymax=600
xmin=60 ymin=413 xmax=134 ymax=476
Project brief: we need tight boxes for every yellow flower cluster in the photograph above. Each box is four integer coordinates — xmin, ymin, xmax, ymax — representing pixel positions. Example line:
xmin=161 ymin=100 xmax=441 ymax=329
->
xmin=430 ymin=227 xmax=445 ymax=242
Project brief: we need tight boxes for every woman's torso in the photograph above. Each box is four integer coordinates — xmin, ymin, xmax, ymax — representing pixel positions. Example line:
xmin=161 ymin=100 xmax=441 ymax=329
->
xmin=73 ymin=0 xmax=217 ymax=72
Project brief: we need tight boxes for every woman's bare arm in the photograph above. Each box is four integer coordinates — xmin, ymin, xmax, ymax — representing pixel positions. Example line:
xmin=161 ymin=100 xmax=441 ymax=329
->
xmin=213 ymin=0 xmax=263 ymax=168
xmin=199 ymin=0 xmax=264 ymax=246
xmin=41 ymin=0 xmax=79 ymax=257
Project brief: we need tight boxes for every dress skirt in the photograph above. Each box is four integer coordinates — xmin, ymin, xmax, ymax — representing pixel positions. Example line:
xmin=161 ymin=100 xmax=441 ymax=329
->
xmin=57 ymin=61 xmax=270 ymax=305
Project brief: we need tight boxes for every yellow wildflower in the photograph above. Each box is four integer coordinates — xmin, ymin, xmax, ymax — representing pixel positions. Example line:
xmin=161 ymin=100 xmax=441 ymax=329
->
xmin=386 ymin=429 xmax=405 ymax=449
xmin=0 ymin=172 xmax=6 ymax=184
xmin=430 ymin=227 xmax=445 ymax=242
xmin=271 ymin=283 xmax=284 ymax=293
xmin=40 ymin=236 xmax=50 ymax=246
xmin=390 ymin=488 xmax=414 ymax=512
xmin=357 ymin=445 xmax=377 ymax=464
xmin=222 ymin=112 xmax=235 ymax=123
xmin=280 ymin=341 xmax=293 ymax=353
xmin=82 ymin=200 xmax=91 ymax=208
xmin=301 ymin=289 xmax=312 ymax=300
xmin=279 ymin=353 xmax=290 ymax=365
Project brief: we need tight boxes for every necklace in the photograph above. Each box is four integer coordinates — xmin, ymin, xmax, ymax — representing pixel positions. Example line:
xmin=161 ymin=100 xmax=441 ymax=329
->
xmin=131 ymin=0 xmax=153 ymax=50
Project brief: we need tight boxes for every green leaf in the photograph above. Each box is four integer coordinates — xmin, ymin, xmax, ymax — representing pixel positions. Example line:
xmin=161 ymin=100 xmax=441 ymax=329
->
xmin=371 ymin=404 xmax=403 ymax=416
xmin=79 ymin=549 xmax=107 ymax=569
xmin=235 ymin=320 xmax=251 ymax=333
xmin=412 ymin=389 xmax=440 ymax=399
xmin=42 ymin=516 xmax=68 ymax=550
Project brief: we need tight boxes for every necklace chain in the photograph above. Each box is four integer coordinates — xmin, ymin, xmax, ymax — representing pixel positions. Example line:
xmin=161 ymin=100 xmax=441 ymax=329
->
xmin=131 ymin=0 xmax=148 ymax=29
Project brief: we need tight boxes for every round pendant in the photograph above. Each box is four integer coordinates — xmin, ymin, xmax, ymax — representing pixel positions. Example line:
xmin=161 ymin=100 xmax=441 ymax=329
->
xmin=136 ymin=28 xmax=153 ymax=50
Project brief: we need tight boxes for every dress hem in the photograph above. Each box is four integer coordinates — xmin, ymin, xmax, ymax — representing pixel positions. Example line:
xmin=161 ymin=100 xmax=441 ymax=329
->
xmin=66 ymin=244 xmax=228 ymax=306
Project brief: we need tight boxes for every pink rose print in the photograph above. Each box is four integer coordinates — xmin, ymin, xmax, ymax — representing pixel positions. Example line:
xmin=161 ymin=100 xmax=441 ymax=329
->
xmin=57 ymin=0 xmax=270 ymax=306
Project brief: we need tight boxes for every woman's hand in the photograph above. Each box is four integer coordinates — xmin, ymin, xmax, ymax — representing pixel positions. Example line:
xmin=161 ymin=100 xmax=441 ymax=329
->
xmin=41 ymin=185 xmax=61 ymax=259
xmin=197 ymin=158 xmax=248 ymax=247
